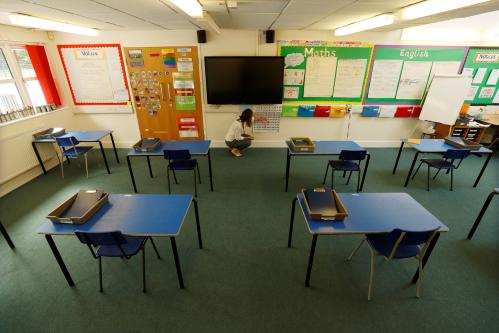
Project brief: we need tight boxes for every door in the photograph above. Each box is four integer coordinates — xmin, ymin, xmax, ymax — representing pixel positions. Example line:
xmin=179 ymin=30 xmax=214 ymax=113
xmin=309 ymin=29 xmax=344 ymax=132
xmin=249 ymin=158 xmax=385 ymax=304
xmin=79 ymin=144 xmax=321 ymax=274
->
xmin=124 ymin=46 xmax=204 ymax=140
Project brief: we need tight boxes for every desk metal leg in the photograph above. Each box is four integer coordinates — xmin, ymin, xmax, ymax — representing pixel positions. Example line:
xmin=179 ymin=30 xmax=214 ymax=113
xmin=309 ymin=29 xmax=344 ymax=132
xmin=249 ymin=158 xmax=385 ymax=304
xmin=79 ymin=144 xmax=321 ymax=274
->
xmin=0 ymin=221 xmax=15 ymax=249
xmin=45 ymin=235 xmax=74 ymax=287
xmin=109 ymin=133 xmax=119 ymax=163
xmin=170 ymin=238 xmax=184 ymax=289
xmin=127 ymin=156 xmax=138 ymax=193
xmin=193 ymin=199 xmax=203 ymax=249
xmin=207 ymin=150 xmax=214 ymax=191
xmin=288 ymin=198 xmax=297 ymax=248
xmin=404 ymin=152 xmax=419 ymax=187
xmin=467 ymin=191 xmax=496 ymax=240
xmin=285 ymin=150 xmax=291 ymax=192
xmin=393 ymin=141 xmax=404 ymax=174
xmin=411 ymin=233 xmax=440 ymax=284
xmin=305 ymin=235 xmax=318 ymax=287
xmin=360 ymin=153 xmax=370 ymax=192
xmin=146 ymin=156 xmax=153 ymax=178
xmin=98 ymin=141 xmax=111 ymax=174
xmin=473 ymin=154 xmax=491 ymax=187
xmin=31 ymin=142 xmax=47 ymax=174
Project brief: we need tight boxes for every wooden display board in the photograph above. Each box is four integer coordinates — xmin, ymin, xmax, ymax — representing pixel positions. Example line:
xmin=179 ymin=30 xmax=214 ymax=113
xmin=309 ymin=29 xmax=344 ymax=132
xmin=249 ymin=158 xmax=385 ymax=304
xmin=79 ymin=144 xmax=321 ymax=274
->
xmin=57 ymin=44 xmax=130 ymax=105
xmin=124 ymin=46 xmax=204 ymax=140
xmin=364 ymin=45 xmax=467 ymax=105
xmin=462 ymin=47 xmax=499 ymax=105
xmin=278 ymin=41 xmax=373 ymax=104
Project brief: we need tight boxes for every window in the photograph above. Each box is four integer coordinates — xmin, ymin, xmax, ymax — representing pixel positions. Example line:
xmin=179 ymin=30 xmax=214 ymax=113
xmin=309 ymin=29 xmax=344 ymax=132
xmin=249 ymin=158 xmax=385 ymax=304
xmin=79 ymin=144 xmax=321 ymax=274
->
xmin=0 ymin=49 xmax=24 ymax=114
xmin=12 ymin=47 xmax=46 ymax=107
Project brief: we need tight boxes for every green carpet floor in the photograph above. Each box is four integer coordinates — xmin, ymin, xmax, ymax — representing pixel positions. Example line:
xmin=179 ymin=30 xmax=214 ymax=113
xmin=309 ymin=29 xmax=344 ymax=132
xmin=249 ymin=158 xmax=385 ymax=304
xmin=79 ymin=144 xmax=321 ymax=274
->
xmin=0 ymin=147 xmax=498 ymax=333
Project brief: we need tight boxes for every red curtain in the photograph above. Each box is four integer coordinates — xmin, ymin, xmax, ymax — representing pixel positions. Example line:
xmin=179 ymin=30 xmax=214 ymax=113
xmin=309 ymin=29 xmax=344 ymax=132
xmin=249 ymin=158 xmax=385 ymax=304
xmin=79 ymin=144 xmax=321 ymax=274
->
xmin=25 ymin=45 xmax=61 ymax=106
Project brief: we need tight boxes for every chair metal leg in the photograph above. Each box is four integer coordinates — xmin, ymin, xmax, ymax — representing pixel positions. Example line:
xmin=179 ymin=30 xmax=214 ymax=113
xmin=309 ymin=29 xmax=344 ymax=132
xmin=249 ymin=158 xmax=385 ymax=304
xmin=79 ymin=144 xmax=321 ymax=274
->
xmin=322 ymin=164 xmax=329 ymax=185
xmin=142 ymin=246 xmax=146 ymax=293
xmin=172 ymin=170 xmax=178 ymax=184
xmin=194 ymin=169 xmax=198 ymax=197
xmin=416 ymin=256 xmax=423 ymax=298
xmin=433 ymin=168 xmax=442 ymax=180
xmin=166 ymin=169 xmax=171 ymax=194
xmin=347 ymin=238 xmax=365 ymax=261
xmin=450 ymin=168 xmax=454 ymax=191
xmin=411 ymin=161 xmax=424 ymax=180
xmin=356 ymin=170 xmax=361 ymax=193
xmin=427 ymin=165 xmax=430 ymax=191
xmin=99 ymin=256 xmax=103 ymax=292
xmin=347 ymin=171 xmax=353 ymax=185
xmin=368 ymin=250 xmax=376 ymax=301
xmin=149 ymin=237 xmax=161 ymax=259
xmin=196 ymin=163 xmax=201 ymax=184
xmin=60 ymin=153 xmax=64 ymax=179
xmin=84 ymin=154 xmax=89 ymax=178
xmin=343 ymin=170 xmax=347 ymax=178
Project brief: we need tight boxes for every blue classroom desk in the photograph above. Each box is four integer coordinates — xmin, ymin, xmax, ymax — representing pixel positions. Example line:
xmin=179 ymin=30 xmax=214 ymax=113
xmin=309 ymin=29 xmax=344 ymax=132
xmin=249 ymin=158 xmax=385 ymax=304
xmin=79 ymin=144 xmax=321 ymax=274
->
xmin=392 ymin=138 xmax=493 ymax=187
xmin=285 ymin=140 xmax=370 ymax=192
xmin=126 ymin=140 xmax=213 ymax=193
xmin=287 ymin=192 xmax=449 ymax=287
xmin=32 ymin=130 xmax=119 ymax=175
xmin=38 ymin=194 xmax=203 ymax=289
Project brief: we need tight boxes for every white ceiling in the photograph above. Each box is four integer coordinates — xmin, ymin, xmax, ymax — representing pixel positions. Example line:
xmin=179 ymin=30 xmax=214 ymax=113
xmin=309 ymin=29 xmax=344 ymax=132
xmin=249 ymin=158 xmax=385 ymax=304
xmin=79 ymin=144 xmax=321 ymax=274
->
xmin=0 ymin=0 xmax=498 ymax=32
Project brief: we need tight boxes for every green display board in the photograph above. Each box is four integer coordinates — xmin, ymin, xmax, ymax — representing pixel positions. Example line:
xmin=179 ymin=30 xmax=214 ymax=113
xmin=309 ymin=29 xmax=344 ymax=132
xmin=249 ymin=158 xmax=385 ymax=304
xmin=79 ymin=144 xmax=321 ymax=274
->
xmin=279 ymin=44 xmax=373 ymax=104
xmin=462 ymin=47 xmax=499 ymax=105
xmin=364 ymin=46 xmax=467 ymax=105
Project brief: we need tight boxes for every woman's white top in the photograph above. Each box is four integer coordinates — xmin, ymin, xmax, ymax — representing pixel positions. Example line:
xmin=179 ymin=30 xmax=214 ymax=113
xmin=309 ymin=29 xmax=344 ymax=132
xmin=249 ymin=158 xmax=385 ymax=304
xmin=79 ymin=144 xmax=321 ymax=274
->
xmin=225 ymin=120 xmax=247 ymax=141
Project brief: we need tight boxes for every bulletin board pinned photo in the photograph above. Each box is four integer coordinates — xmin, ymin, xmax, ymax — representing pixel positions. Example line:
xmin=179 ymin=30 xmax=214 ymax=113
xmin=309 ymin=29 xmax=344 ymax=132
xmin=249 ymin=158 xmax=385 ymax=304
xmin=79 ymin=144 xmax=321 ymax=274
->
xmin=57 ymin=44 xmax=130 ymax=106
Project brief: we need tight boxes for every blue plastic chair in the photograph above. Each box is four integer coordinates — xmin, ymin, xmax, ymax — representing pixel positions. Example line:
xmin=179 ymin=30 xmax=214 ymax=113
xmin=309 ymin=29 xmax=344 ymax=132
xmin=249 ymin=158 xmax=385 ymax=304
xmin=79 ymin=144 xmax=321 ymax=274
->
xmin=348 ymin=228 xmax=440 ymax=300
xmin=55 ymin=136 xmax=93 ymax=178
xmin=75 ymin=231 xmax=160 ymax=293
xmin=323 ymin=150 xmax=367 ymax=192
xmin=411 ymin=149 xmax=470 ymax=191
xmin=164 ymin=149 xmax=201 ymax=197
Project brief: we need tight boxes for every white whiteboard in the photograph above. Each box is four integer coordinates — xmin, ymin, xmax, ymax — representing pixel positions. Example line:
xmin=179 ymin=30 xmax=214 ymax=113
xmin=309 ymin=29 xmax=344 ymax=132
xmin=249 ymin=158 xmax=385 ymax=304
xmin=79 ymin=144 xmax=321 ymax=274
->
xmin=58 ymin=44 xmax=130 ymax=106
xmin=419 ymin=75 xmax=472 ymax=125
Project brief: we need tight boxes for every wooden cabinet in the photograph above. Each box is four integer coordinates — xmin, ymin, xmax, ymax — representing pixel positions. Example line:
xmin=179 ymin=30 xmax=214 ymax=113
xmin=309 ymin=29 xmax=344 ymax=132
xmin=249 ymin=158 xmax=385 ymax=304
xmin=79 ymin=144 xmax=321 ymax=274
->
xmin=434 ymin=123 xmax=486 ymax=143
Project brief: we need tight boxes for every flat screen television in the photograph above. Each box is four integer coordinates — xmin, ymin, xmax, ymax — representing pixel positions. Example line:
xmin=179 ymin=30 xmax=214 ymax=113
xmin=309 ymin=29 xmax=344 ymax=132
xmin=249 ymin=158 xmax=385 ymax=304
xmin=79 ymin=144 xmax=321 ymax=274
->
xmin=204 ymin=56 xmax=284 ymax=104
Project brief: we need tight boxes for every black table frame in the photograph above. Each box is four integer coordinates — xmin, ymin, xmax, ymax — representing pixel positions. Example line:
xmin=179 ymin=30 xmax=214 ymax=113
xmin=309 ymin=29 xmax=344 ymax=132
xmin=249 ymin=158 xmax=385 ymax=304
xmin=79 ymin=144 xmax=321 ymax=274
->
xmin=44 ymin=199 xmax=202 ymax=289
xmin=126 ymin=150 xmax=214 ymax=193
xmin=392 ymin=141 xmax=492 ymax=187
xmin=32 ymin=132 xmax=119 ymax=175
xmin=0 ymin=221 xmax=15 ymax=249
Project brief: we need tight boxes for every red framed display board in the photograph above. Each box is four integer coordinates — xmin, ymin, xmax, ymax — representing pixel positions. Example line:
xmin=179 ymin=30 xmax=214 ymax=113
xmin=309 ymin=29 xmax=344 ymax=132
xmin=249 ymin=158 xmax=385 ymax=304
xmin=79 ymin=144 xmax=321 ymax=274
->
xmin=57 ymin=44 xmax=130 ymax=106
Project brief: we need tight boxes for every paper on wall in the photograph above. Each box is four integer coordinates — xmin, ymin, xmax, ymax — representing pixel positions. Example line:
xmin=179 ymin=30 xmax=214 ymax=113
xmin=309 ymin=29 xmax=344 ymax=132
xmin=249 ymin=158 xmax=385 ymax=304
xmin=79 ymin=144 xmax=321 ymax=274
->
xmin=350 ymin=105 xmax=363 ymax=114
xmin=367 ymin=60 xmax=403 ymax=99
xmin=303 ymin=56 xmax=337 ymax=97
xmin=461 ymin=68 xmax=474 ymax=77
xmin=472 ymin=68 xmax=487 ymax=84
xmin=493 ymin=89 xmax=499 ymax=103
xmin=466 ymin=85 xmax=479 ymax=100
xmin=283 ymin=87 xmax=299 ymax=99
xmin=396 ymin=61 xmax=432 ymax=100
xmin=284 ymin=69 xmax=305 ymax=85
xmin=478 ymin=87 xmax=495 ymax=99
xmin=486 ymin=69 xmax=499 ymax=86
xmin=177 ymin=61 xmax=193 ymax=72
xmin=333 ymin=58 xmax=367 ymax=98
xmin=378 ymin=105 xmax=397 ymax=118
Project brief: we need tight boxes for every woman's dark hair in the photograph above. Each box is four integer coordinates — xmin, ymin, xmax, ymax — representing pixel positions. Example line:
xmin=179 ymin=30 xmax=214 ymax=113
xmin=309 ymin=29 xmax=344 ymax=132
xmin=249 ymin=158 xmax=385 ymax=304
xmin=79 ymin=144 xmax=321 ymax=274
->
xmin=239 ymin=108 xmax=253 ymax=128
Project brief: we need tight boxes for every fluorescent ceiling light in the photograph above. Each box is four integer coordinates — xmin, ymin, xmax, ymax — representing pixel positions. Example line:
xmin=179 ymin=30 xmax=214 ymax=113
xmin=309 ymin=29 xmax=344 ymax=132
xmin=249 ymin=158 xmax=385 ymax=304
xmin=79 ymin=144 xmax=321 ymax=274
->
xmin=400 ymin=0 xmax=492 ymax=21
xmin=170 ymin=0 xmax=203 ymax=18
xmin=9 ymin=14 xmax=98 ymax=36
xmin=335 ymin=14 xmax=394 ymax=36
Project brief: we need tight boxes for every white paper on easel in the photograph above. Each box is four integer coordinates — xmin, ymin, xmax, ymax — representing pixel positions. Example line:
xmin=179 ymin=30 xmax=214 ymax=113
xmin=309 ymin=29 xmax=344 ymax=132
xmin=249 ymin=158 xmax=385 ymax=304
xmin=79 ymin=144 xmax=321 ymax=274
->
xmin=396 ymin=61 xmax=432 ymax=100
xmin=303 ymin=56 xmax=337 ymax=97
xmin=333 ymin=58 xmax=367 ymax=98
xmin=432 ymin=61 xmax=461 ymax=76
xmin=486 ymin=69 xmax=499 ymax=85
xmin=472 ymin=68 xmax=487 ymax=84
xmin=367 ymin=60 xmax=403 ymax=99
